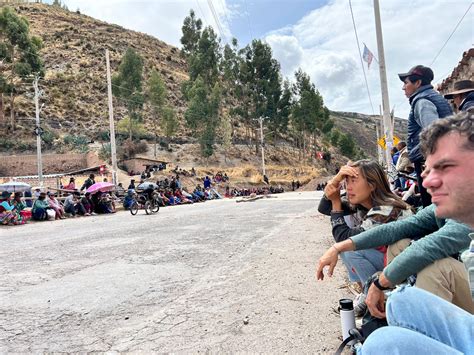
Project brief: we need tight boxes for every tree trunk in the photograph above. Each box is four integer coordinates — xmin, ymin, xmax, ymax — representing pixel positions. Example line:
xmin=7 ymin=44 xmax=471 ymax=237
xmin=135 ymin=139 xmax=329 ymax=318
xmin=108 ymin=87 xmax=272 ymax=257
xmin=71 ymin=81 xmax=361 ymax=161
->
xmin=0 ymin=93 xmax=4 ymax=125
xmin=9 ymin=92 xmax=15 ymax=131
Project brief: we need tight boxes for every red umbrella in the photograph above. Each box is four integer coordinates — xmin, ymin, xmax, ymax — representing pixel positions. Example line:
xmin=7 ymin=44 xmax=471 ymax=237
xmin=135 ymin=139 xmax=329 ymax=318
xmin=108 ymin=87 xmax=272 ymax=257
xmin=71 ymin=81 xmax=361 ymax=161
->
xmin=86 ymin=182 xmax=115 ymax=194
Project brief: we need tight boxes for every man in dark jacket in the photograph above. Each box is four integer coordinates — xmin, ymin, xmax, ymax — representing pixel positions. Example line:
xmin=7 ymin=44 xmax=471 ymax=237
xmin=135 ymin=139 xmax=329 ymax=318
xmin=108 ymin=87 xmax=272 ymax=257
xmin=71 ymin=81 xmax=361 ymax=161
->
xmin=443 ymin=79 xmax=474 ymax=113
xmin=80 ymin=174 xmax=96 ymax=191
xmin=398 ymin=65 xmax=453 ymax=207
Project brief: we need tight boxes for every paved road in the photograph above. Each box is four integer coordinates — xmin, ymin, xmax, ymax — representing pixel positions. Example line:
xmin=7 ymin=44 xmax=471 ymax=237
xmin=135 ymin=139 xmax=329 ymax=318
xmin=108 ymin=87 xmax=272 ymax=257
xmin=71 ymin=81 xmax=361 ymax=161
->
xmin=0 ymin=191 xmax=349 ymax=353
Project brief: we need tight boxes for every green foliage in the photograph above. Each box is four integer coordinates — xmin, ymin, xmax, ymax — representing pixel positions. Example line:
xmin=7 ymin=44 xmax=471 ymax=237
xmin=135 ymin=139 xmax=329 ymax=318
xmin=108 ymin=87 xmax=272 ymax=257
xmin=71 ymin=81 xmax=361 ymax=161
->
xmin=188 ymin=26 xmax=221 ymax=86
xmin=322 ymin=119 xmax=334 ymax=134
xmin=117 ymin=116 xmax=147 ymax=138
xmin=161 ymin=106 xmax=178 ymax=139
xmin=112 ymin=48 xmax=144 ymax=140
xmin=331 ymin=129 xmax=341 ymax=145
xmin=99 ymin=143 xmax=111 ymax=163
xmin=0 ymin=7 xmax=44 ymax=129
xmin=339 ymin=133 xmax=356 ymax=158
xmin=41 ymin=130 xmax=57 ymax=146
xmin=63 ymin=134 xmax=89 ymax=152
xmin=147 ymin=69 xmax=167 ymax=108
xmin=180 ymin=9 xmax=202 ymax=57
xmin=291 ymin=69 xmax=324 ymax=134
xmin=184 ymin=77 xmax=221 ymax=156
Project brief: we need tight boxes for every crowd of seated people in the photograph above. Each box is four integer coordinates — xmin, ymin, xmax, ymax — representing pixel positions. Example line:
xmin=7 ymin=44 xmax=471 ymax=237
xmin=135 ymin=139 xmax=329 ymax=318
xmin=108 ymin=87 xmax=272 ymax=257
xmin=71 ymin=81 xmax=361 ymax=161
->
xmin=225 ymin=186 xmax=284 ymax=198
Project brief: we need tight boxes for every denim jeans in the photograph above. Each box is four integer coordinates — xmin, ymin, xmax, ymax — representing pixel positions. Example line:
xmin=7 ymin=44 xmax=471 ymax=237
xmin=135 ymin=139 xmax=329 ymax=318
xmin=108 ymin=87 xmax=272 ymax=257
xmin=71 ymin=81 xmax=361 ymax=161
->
xmin=359 ymin=286 xmax=474 ymax=354
xmin=340 ymin=249 xmax=385 ymax=284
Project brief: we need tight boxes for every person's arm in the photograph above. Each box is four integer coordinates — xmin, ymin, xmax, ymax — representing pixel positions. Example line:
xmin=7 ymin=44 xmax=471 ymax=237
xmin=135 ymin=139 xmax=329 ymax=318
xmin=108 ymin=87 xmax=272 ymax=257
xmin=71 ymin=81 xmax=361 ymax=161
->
xmin=317 ymin=195 xmax=353 ymax=216
xmin=350 ymin=204 xmax=439 ymax=250
xmin=330 ymin=211 xmax=365 ymax=242
xmin=415 ymin=99 xmax=439 ymax=128
xmin=382 ymin=219 xmax=472 ymax=284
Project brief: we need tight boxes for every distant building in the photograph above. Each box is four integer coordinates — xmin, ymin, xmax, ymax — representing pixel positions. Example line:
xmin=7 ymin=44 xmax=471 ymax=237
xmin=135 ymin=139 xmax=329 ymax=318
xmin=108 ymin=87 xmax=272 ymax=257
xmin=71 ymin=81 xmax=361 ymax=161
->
xmin=437 ymin=48 xmax=474 ymax=95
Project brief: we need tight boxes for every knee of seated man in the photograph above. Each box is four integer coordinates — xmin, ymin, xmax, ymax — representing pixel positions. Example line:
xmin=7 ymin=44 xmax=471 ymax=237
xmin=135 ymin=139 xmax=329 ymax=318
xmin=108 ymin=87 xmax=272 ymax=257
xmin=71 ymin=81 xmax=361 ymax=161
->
xmin=386 ymin=238 xmax=411 ymax=263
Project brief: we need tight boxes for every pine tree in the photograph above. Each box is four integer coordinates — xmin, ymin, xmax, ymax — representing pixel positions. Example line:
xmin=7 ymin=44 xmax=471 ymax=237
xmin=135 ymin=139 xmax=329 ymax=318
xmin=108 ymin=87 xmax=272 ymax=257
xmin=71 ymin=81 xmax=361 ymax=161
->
xmin=180 ymin=9 xmax=202 ymax=58
xmin=112 ymin=48 xmax=144 ymax=141
xmin=0 ymin=7 xmax=44 ymax=131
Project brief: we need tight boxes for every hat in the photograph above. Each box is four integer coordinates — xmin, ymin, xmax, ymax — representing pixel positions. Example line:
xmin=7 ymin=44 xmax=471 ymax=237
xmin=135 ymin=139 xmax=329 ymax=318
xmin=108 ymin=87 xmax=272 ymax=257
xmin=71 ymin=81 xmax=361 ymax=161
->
xmin=443 ymin=80 xmax=474 ymax=99
xmin=1 ymin=191 xmax=11 ymax=199
xmin=398 ymin=65 xmax=434 ymax=82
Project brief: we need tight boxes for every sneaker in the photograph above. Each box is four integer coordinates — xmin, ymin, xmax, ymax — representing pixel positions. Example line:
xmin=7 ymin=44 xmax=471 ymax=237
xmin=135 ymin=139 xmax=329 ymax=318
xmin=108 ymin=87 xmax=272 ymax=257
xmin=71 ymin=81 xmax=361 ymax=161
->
xmin=354 ymin=293 xmax=367 ymax=317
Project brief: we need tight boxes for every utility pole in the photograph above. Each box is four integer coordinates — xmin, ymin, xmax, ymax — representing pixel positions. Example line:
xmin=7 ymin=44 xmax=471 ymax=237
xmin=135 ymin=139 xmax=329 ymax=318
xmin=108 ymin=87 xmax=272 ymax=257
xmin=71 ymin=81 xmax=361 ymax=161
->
xmin=257 ymin=116 xmax=266 ymax=177
xmin=106 ymin=49 xmax=118 ymax=185
xmin=373 ymin=0 xmax=394 ymax=172
xmin=33 ymin=76 xmax=43 ymax=187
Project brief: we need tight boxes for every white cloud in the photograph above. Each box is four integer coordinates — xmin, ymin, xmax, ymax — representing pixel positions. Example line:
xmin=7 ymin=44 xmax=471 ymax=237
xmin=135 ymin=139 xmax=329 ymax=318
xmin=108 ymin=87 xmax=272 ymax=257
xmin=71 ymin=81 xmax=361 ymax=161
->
xmin=265 ymin=0 xmax=473 ymax=117
xmin=265 ymin=34 xmax=303 ymax=76
xmin=64 ymin=0 xmax=234 ymax=47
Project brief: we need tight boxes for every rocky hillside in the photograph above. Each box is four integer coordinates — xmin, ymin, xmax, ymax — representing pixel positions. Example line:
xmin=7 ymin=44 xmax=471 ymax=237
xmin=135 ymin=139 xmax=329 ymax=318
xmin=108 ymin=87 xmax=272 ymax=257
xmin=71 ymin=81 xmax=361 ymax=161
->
xmin=5 ymin=3 xmax=188 ymax=141
xmin=331 ymin=111 xmax=408 ymax=158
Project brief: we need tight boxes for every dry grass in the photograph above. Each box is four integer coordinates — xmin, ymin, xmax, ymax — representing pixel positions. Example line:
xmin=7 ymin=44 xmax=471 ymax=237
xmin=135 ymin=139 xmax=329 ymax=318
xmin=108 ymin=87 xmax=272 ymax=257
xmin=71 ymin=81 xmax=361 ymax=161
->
xmin=194 ymin=164 xmax=322 ymax=187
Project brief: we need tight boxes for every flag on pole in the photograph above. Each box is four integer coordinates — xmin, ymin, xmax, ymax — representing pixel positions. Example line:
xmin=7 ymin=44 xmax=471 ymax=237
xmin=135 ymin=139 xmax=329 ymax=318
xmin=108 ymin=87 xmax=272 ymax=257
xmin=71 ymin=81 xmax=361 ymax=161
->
xmin=362 ymin=44 xmax=374 ymax=69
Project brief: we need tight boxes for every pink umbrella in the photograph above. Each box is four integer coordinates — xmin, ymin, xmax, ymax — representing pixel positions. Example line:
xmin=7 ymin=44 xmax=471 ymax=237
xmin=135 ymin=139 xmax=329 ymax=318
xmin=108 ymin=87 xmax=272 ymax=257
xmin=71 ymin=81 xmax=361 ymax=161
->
xmin=86 ymin=182 xmax=115 ymax=194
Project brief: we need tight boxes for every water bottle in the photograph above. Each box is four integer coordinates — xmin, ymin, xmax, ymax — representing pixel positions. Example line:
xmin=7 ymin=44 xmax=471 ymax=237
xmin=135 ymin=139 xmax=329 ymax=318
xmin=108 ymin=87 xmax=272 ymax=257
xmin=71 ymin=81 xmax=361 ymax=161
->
xmin=461 ymin=235 xmax=474 ymax=299
xmin=339 ymin=298 xmax=356 ymax=345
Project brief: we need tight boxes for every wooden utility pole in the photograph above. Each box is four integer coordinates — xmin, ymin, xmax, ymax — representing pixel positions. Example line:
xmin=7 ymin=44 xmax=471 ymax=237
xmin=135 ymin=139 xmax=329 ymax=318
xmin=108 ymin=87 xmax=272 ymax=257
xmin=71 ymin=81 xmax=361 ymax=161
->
xmin=257 ymin=116 xmax=266 ymax=177
xmin=106 ymin=49 xmax=118 ymax=185
xmin=33 ymin=75 xmax=43 ymax=187
xmin=373 ymin=0 xmax=394 ymax=172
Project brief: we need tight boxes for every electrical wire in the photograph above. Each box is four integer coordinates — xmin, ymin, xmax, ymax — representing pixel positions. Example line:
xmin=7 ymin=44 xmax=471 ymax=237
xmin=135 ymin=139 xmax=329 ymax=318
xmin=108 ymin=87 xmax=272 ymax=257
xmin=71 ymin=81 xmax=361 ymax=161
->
xmin=348 ymin=0 xmax=375 ymax=115
xmin=429 ymin=2 xmax=472 ymax=67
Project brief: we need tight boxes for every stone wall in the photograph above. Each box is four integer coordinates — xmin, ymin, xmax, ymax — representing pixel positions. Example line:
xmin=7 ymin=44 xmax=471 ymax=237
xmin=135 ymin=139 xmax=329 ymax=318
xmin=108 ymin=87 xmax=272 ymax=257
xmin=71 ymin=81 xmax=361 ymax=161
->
xmin=438 ymin=48 xmax=474 ymax=94
xmin=0 ymin=151 xmax=103 ymax=176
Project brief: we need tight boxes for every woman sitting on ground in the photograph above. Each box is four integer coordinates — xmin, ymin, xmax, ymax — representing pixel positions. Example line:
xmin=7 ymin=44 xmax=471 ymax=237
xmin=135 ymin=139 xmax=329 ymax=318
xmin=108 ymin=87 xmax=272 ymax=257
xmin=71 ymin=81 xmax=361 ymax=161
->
xmin=32 ymin=192 xmax=50 ymax=221
xmin=0 ymin=191 xmax=19 ymax=225
xmin=47 ymin=192 xmax=65 ymax=219
xmin=12 ymin=192 xmax=30 ymax=224
xmin=318 ymin=160 xmax=413 ymax=289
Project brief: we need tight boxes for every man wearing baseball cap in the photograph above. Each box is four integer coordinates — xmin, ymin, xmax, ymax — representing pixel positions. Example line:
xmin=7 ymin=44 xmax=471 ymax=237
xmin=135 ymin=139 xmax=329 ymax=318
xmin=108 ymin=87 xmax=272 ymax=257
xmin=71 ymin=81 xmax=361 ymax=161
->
xmin=443 ymin=80 xmax=474 ymax=113
xmin=398 ymin=65 xmax=453 ymax=207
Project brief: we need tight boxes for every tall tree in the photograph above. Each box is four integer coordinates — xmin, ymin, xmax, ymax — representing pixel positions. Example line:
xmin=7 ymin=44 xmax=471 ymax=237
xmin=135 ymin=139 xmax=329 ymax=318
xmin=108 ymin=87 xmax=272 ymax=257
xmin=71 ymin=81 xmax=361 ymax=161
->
xmin=180 ymin=9 xmax=202 ymax=58
xmin=238 ymin=40 xmax=281 ymax=151
xmin=188 ymin=26 xmax=221 ymax=86
xmin=147 ymin=69 xmax=166 ymax=156
xmin=112 ymin=48 xmax=144 ymax=141
xmin=0 ymin=6 xmax=44 ymax=131
xmin=184 ymin=76 xmax=221 ymax=157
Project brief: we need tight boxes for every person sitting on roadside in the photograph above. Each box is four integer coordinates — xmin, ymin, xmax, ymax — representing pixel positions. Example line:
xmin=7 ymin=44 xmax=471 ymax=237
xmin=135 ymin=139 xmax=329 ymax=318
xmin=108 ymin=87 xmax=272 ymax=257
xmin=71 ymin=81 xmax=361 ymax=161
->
xmin=123 ymin=189 xmax=135 ymax=209
xmin=12 ymin=192 xmax=30 ymax=224
xmin=96 ymin=193 xmax=114 ymax=213
xmin=47 ymin=192 xmax=66 ymax=220
xmin=63 ymin=177 xmax=76 ymax=191
xmin=115 ymin=183 xmax=125 ymax=197
xmin=203 ymin=176 xmax=212 ymax=189
xmin=318 ymin=160 xmax=413 ymax=293
xmin=32 ymin=192 xmax=50 ymax=221
xmin=128 ymin=179 xmax=136 ymax=190
xmin=0 ymin=191 xmax=19 ymax=225
xmin=64 ymin=192 xmax=88 ymax=217
xmin=81 ymin=192 xmax=94 ymax=215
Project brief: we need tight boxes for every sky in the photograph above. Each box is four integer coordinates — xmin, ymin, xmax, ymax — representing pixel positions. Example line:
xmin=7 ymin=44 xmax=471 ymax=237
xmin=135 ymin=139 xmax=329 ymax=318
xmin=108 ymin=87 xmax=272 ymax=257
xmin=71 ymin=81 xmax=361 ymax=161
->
xmin=59 ymin=0 xmax=473 ymax=118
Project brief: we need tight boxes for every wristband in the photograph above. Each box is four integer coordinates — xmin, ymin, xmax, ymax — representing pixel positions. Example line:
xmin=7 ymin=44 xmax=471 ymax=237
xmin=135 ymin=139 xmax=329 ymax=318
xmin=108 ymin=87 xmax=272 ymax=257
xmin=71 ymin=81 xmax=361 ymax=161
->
xmin=373 ymin=276 xmax=391 ymax=291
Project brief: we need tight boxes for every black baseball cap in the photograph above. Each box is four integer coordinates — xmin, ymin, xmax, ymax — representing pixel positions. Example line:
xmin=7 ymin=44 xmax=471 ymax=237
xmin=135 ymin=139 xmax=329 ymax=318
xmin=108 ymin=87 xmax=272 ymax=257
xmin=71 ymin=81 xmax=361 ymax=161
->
xmin=398 ymin=65 xmax=434 ymax=82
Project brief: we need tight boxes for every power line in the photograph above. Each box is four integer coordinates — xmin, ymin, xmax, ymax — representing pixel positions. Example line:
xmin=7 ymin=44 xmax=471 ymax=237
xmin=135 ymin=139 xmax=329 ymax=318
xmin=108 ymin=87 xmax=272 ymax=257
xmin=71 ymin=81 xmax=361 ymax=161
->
xmin=195 ymin=0 xmax=211 ymax=28
xmin=348 ymin=0 xmax=375 ymax=115
xmin=430 ymin=2 xmax=472 ymax=67
xmin=207 ymin=0 xmax=227 ymax=42
xmin=242 ymin=0 xmax=254 ymax=42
